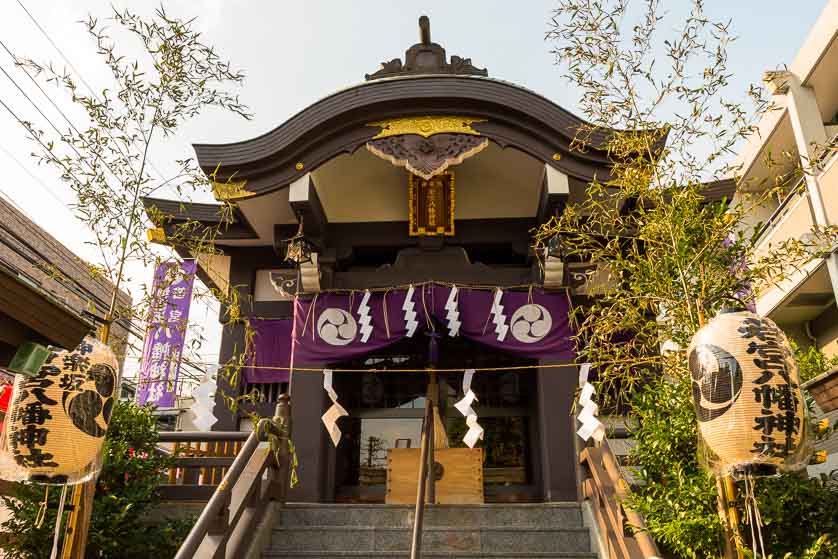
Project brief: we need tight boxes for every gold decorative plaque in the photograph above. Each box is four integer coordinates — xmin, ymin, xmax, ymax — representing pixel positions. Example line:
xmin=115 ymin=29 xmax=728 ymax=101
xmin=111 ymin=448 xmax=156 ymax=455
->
xmin=408 ymin=171 xmax=455 ymax=236
xmin=369 ymin=116 xmax=486 ymax=139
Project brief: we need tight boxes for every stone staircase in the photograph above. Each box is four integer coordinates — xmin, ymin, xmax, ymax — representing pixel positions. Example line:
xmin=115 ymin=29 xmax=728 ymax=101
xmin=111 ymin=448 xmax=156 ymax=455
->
xmin=262 ymin=503 xmax=599 ymax=558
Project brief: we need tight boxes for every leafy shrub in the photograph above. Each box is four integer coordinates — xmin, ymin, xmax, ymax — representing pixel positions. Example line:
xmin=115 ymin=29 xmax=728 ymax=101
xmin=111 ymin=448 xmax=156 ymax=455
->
xmin=792 ymin=341 xmax=838 ymax=384
xmin=0 ymin=401 xmax=193 ymax=558
xmin=628 ymin=377 xmax=723 ymax=558
xmin=752 ymin=472 xmax=838 ymax=557
xmin=627 ymin=376 xmax=838 ymax=558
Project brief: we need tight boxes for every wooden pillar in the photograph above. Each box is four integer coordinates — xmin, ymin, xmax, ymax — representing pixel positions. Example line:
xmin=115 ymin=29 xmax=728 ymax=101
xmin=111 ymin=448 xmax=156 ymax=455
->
xmin=535 ymin=361 xmax=578 ymax=501
xmin=288 ymin=369 xmax=329 ymax=502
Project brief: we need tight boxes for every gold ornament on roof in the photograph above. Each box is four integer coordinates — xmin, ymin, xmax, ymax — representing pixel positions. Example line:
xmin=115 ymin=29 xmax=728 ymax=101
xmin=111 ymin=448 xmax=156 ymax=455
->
xmin=211 ymin=179 xmax=255 ymax=201
xmin=146 ymin=227 xmax=167 ymax=244
xmin=368 ymin=116 xmax=486 ymax=139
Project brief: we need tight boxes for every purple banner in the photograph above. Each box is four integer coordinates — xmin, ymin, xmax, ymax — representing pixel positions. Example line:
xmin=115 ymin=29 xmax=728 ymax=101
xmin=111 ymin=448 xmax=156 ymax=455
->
xmin=137 ymin=260 xmax=197 ymax=407
xmin=244 ymin=319 xmax=293 ymax=384
xmin=291 ymin=284 xmax=574 ymax=366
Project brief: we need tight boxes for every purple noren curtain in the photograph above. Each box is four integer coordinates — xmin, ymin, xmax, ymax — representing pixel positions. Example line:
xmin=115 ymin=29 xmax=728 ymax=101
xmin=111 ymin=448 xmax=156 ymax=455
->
xmin=244 ymin=318 xmax=293 ymax=383
xmin=290 ymin=284 xmax=575 ymax=366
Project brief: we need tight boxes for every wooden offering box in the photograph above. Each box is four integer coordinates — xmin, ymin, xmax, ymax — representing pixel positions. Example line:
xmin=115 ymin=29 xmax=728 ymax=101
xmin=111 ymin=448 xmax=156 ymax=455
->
xmin=386 ymin=447 xmax=484 ymax=504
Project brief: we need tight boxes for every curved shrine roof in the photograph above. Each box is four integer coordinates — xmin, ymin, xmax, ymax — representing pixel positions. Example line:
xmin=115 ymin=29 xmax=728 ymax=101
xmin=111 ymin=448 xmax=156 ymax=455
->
xmin=193 ymin=17 xmax=662 ymax=198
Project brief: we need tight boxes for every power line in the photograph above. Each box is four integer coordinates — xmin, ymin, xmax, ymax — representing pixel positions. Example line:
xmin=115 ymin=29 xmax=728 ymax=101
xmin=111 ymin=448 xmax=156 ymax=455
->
xmin=0 ymin=62 xmax=128 ymax=193
xmin=13 ymin=0 xmax=176 ymax=193
xmin=0 ymin=222 xmax=211 ymax=385
xmin=0 ymin=143 xmax=67 ymax=207
xmin=0 ymin=43 xmax=133 ymax=193
xmin=0 ymin=137 xmax=119 ymax=301
xmin=0 ymin=92 xmax=143 ymax=300
xmin=0 ymin=38 xmax=80 ymax=139
xmin=4 ymin=6 xmax=221 ymax=391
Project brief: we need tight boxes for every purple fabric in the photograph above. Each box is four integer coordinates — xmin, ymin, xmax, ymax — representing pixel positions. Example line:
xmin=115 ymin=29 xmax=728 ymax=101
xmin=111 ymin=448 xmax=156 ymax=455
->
xmin=292 ymin=290 xmax=422 ymax=365
xmin=137 ymin=260 xmax=197 ymax=407
xmin=290 ymin=284 xmax=575 ymax=365
xmin=244 ymin=319 xmax=292 ymax=384
xmin=429 ymin=286 xmax=576 ymax=360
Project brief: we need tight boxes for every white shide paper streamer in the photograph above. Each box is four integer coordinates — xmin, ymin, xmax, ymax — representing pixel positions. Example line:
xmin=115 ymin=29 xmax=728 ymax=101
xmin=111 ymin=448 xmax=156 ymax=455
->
xmin=576 ymin=363 xmax=605 ymax=442
xmin=321 ymin=369 xmax=349 ymax=446
xmin=358 ymin=290 xmax=373 ymax=343
xmin=403 ymin=284 xmax=418 ymax=337
xmin=454 ymin=369 xmax=484 ymax=448
xmin=190 ymin=374 xmax=217 ymax=431
xmin=490 ymin=288 xmax=509 ymax=342
xmin=445 ymin=285 xmax=461 ymax=337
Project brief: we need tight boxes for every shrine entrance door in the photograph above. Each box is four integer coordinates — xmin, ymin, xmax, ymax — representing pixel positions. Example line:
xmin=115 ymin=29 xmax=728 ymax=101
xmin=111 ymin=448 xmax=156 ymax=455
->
xmin=331 ymin=338 xmax=541 ymax=503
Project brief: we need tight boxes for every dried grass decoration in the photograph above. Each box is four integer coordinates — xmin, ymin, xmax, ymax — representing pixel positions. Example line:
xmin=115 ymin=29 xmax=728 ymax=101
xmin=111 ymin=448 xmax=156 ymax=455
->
xmin=5 ymin=336 xmax=117 ymax=484
xmin=688 ymin=310 xmax=811 ymax=478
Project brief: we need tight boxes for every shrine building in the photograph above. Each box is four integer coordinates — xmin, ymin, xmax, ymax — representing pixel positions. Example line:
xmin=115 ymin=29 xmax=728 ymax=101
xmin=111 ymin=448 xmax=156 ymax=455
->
xmin=144 ymin=17 xmax=678 ymax=505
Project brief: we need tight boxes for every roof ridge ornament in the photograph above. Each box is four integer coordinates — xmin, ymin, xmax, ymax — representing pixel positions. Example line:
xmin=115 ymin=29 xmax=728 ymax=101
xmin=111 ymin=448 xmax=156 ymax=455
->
xmin=365 ymin=16 xmax=488 ymax=81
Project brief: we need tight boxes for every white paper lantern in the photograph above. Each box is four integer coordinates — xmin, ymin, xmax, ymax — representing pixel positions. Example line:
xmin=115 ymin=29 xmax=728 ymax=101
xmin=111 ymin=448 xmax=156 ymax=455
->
xmin=688 ymin=310 xmax=811 ymax=478
xmin=1 ymin=337 xmax=118 ymax=485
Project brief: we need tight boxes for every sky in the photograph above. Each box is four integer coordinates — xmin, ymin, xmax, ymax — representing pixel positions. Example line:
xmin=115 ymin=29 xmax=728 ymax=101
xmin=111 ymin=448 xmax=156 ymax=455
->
xmin=0 ymin=0 xmax=829 ymax=390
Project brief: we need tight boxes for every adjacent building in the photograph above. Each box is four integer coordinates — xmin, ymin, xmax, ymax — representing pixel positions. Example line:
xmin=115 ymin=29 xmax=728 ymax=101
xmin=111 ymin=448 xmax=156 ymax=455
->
xmin=0 ymin=195 xmax=131 ymax=369
xmin=733 ymin=0 xmax=838 ymax=475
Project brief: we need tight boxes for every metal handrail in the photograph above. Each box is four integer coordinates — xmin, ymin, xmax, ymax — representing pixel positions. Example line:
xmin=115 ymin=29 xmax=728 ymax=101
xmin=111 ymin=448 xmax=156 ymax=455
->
xmin=754 ymin=176 xmax=808 ymax=246
xmin=173 ymin=395 xmax=292 ymax=559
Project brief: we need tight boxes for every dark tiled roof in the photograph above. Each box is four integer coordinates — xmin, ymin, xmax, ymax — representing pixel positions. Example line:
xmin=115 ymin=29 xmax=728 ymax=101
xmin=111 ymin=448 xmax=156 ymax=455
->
xmin=0 ymin=196 xmax=131 ymax=337
xmin=143 ymin=197 xmax=230 ymax=223
xmin=143 ymin=197 xmax=258 ymax=240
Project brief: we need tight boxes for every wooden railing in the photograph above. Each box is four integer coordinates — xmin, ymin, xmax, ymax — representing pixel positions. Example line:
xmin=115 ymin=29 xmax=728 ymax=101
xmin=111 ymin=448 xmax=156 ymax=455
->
xmin=580 ymin=442 xmax=661 ymax=559
xmin=170 ymin=394 xmax=293 ymax=559
xmin=158 ymin=431 xmax=249 ymax=502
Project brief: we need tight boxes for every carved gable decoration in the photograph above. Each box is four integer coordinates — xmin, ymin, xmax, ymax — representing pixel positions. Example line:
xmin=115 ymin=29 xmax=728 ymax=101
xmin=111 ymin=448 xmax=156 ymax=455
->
xmin=367 ymin=134 xmax=488 ymax=181
xmin=366 ymin=16 xmax=488 ymax=81
xmin=365 ymin=116 xmax=489 ymax=179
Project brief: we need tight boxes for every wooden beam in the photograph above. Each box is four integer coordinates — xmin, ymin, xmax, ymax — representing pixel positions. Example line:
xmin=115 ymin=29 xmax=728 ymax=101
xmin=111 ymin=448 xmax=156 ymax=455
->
xmin=537 ymin=164 xmax=570 ymax=224
xmin=288 ymin=173 xmax=328 ymax=247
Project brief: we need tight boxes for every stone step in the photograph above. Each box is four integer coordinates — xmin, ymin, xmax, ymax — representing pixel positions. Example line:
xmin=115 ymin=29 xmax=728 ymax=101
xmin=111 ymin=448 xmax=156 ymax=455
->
xmin=269 ymin=525 xmax=592 ymax=554
xmin=279 ymin=503 xmax=584 ymax=529
xmin=263 ymin=552 xmax=598 ymax=559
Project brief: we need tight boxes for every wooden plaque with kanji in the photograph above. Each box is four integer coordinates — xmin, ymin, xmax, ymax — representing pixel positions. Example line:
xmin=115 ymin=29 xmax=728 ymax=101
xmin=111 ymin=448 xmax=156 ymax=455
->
xmin=408 ymin=172 xmax=455 ymax=236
